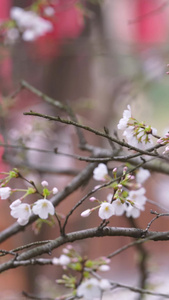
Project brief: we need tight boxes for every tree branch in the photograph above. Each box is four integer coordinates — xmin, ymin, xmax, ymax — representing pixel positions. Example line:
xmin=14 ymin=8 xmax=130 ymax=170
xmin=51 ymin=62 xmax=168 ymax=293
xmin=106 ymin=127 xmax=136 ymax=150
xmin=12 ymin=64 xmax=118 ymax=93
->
xmin=1 ymin=227 xmax=169 ymax=273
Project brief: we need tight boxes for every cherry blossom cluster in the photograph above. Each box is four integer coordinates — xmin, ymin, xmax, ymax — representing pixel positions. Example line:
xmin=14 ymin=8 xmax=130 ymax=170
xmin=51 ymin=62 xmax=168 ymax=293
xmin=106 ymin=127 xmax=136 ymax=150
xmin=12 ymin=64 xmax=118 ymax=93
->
xmin=0 ymin=171 xmax=58 ymax=226
xmin=81 ymin=164 xmax=150 ymax=220
xmin=117 ymin=105 xmax=157 ymax=149
xmin=7 ymin=7 xmax=53 ymax=42
xmin=2 ymin=1 xmax=84 ymax=46
xmin=52 ymin=245 xmax=111 ymax=299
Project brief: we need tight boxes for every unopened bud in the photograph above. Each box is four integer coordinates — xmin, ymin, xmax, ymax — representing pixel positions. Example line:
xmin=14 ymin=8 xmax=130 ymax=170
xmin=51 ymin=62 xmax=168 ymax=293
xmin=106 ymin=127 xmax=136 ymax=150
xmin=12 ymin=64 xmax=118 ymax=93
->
xmin=41 ymin=180 xmax=48 ymax=187
xmin=89 ymin=197 xmax=97 ymax=202
xmin=81 ymin=209 xmax=91 ymax=217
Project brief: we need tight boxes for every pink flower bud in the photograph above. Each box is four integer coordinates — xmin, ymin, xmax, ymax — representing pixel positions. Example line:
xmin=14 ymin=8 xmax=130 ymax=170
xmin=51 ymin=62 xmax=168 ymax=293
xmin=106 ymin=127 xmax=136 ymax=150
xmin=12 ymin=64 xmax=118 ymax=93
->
xmin=94 ymin=185 xmax=101 ymax=190
xmin=89 ymin=197 xmax=96 ymax=202
xmin=41 ymin=180 xmax=48 ymax=187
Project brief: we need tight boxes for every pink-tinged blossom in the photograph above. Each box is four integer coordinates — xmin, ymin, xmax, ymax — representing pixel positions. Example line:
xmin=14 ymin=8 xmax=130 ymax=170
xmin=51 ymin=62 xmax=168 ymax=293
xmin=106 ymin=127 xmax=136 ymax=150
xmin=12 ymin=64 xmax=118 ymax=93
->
xmin=117 ymin=105 xmax=131 ymax=130
xmin=41 ymin=180 xmax=48 ymax=187
xmin=98 ymin=202 xmax=115 ymax=219
xmin=77 ymin=278 xmax=101 ymax=300
xmin=10 ymin=201 xmax=31 ymax=225
xmin=136 ymin=168 xmax=150 ymax=184
xmin=163 ymin=146 xmax=169 ymax=155
xmin=93 ymin=163 xmax=108 ymax=181
xmin=126 ymin=187 xmax=147 ymax=218
xmin=81 ymin=209 xmax=91 ymax=217
xmin=32 ymin=199 xmax=55 ymax=219
xmin=0 ymin=187 xmax=11 ymax=200
xmin=157 ymin=137 xmax=165 ymax=144
xmin=89 ymin=197 xmax=97 ymax=202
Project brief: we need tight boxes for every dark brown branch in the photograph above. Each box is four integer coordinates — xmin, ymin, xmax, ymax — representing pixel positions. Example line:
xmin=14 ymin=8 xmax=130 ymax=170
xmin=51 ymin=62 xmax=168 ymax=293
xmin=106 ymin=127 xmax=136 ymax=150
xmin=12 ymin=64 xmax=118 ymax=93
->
xmin=23 ymin=110 xmax=163 ymax=157
xmin=1 ymin=227 xmax=169 ymax=273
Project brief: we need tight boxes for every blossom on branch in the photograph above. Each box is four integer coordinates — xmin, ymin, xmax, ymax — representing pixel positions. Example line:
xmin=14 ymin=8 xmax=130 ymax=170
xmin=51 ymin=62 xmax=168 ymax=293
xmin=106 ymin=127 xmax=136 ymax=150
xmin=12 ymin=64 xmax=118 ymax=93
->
xmin=117 ymin=105 xmax=131 ymax=130
xmin=117 ymin=105 xmax=157 ymax=149
xmin=0 ymin=187 xmax=11 ymax=200
xmin=93 ymin=163 xmax=108 ymax=181
xmin=10 ymin=7 xmax=53 ymax=41
xmin=32 ymin=199 xmax=55 ymax=219
xmin=98 ymin=202 xmax=115 ymax=219
xmin=52 ymin=254 xmax=71 ymax=266
xmin=10 ymin=200 xmax=31 ymax=225
xmin=136 ymin=168 xmax=151 ymax=184
xmin=77 ymin=278 xmax=111 ymax=300
xmin=126 ymin=187 xmax=147 ymax=218
xmin=52 ymin=187 xmax=58 ymax=194
xmin=76 ymin=278 xmax=101 ymax=300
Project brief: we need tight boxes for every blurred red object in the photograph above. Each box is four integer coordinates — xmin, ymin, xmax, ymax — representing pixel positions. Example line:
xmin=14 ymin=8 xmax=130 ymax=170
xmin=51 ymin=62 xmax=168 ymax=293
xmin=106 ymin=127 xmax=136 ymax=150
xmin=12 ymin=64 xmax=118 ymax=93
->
xmin=0 ymin=0 xmax=11 ymax=21
xmin=135 ymin=0 xmax=167 ymax=44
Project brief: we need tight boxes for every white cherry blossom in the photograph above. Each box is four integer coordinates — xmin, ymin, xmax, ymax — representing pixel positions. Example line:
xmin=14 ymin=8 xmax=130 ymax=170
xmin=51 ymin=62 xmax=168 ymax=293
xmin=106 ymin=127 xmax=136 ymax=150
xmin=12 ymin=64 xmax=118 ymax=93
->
xmin=107 ymin=194 xmax=126 ymax=216
xmin=118 ymin=105 xmax=157 ymax=150
xmin=77 ymin=278 xmax=101 ymax=300
xmin=32 ymin=199 xmax=55 ymax=219
xmin=136 ymin=168 xmax=150 ymax=184
xmin=0 ymin=187 xmax=11 ymax=200
xmin=10 ymin=7 xmax=53 ymax=42
xmin=10 ymin=201 xmax=31 ymax=225
xmin=112 ymin=199 xmax=126 ymax=216
xmin=126 ymin=187 xmax=147 ymax=218
xmin=98 ymin=265 xmax=110 ymax=272
xmin=117 ymin=105 xmax=131 ymax=130
xmin=98 ymin=202 xmax=115 ymax=219
xmin=100 ymin=279 xmax=111 ymax=290
xmin=93 ymin=163 xmax=108 ymax=181
xmin=10 ymin=199 xmax=21 ymax=208
xmin=52 ymin=187 xmax=58 ymax=194
xmin=52 ymin=254 xmax=71 ymax=266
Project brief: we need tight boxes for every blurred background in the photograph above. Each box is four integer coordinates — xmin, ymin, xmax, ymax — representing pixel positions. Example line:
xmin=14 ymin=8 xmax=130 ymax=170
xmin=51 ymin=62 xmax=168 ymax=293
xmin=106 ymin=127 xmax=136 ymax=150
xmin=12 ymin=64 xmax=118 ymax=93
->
xmin=1 ymin=0 xmax=169 ymax=299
